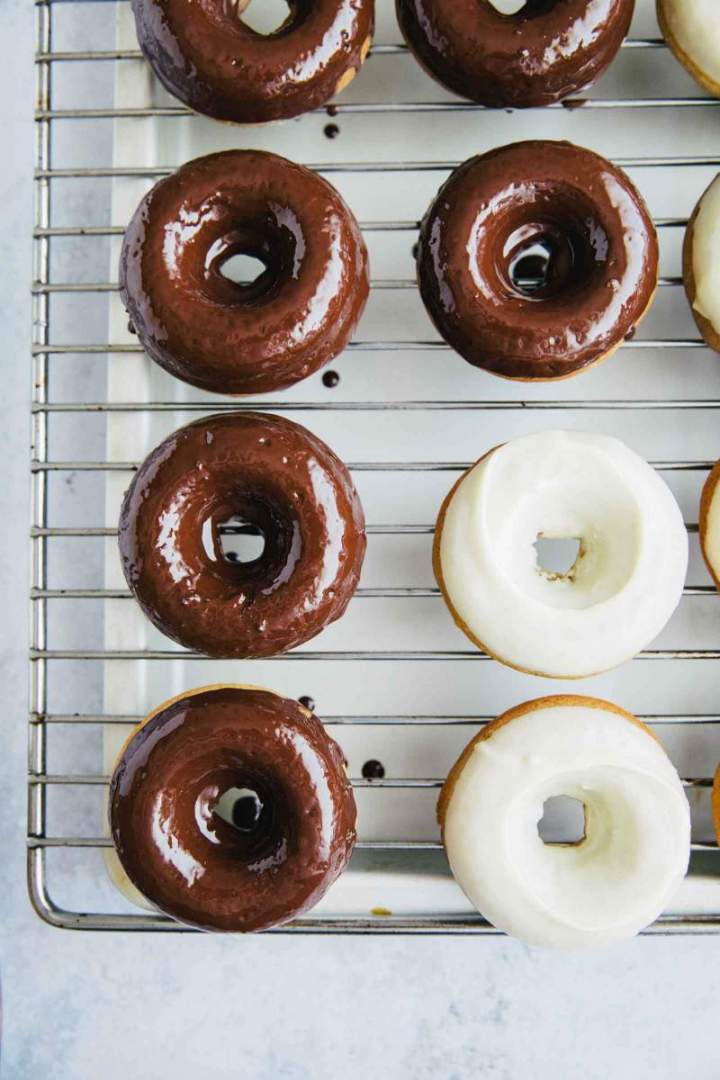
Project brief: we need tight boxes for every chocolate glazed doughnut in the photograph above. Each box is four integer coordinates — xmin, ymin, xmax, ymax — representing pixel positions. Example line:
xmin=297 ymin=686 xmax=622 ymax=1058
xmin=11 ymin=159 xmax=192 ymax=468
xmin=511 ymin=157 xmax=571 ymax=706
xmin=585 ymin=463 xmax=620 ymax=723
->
xmin=396 ymin=0 xmax=634 ymax=108
xmin=110 ymin=686 xmax=357 ymax=931
xmin=417 ymin=141 xmax=658 ymax=381
xmin=120 ymin=151 xmax=369 ymax=396
xmin=118 ymin=412 xmax=366 ymax=657
xmin=130 ymin=0 xmax=374 ymax=123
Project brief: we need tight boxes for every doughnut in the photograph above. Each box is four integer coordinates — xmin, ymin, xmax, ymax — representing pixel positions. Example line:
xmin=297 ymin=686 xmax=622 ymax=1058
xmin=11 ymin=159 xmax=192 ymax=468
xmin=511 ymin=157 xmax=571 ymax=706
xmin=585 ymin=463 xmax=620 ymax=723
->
xmin=118 ymin=412 xmax=366 ymax=658
xmin=433 ymin=430 xmax=688 ymax=678
xmin=657 ymin=0 xmax=720 ymax=97
xmin=712 ymin=762 xmax=720 ymax=846
xmin=699 ymin=459 xmax=720 ymax=590
xmin=129 ymin=0 xmax=374 ymax=124
xmin=683 ymin=175 xmax=720 ymax=353
xmin=438 ymin=695 xmax=691 ymax=949
xmin=120 ymin=151 xmax=369 ymax=396
xmin=416 ymin=141 xmax=658 ymax=381
xmin=396 ymin=0 xmax=633 ymax=109
xmin=109 ymin=685 xmax=356 ymax=931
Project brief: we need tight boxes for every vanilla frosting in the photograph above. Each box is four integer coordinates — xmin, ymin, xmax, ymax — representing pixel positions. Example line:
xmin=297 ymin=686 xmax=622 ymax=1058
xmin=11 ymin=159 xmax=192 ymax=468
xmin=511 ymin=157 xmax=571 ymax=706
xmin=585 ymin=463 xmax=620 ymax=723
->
xmin=437 ymin=430 xmax=688 ymax=678
xmin=659 ymin=0 xmax=720 ymax=90
xmin=690 ymin=174 xmax=720 ymax=336
xmin=441 ymin=699 xmax=691 ymax=949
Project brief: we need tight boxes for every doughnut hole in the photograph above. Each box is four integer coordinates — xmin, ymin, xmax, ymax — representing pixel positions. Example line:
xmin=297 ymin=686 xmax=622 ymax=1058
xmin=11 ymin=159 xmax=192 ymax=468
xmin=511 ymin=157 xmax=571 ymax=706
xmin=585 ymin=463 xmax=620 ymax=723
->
xmin=473 ymin=184 xmax=609 ymax=304
xmin=238 ymin=0 xmax=293 ymax=35
xmin=488 ymin=463 xmax=643 ymax=611
xmin=232 ymin=790 xmax=264 ymax=831
xmin=507 ymin=769 xmax=676 ymax=932
xmin=487 ymin=0 xmax=563 ymax=18
xmin=534 ymin=536 xmax=582 ymax=580
xmin=200 ymin=770 xmax=290 ymax=863
xmin=197 ymin=488 xmax=301 ymax=593
xmin=537 ymin=794 xmax=586 ymax=845
xmin=168 ymin=199 xmax=305 ymax=309
xmin=506 ymin=225 xmax=584 ymax=298
xmin=202 ymin=219 xmax=300 ymax=306
xmin=216 ymin=516 xmax=267 ymax=565
xmin=214 ymin=785 xmax=266 ymax=834
xmin=218 ymin=251 xmax=268 ymax=289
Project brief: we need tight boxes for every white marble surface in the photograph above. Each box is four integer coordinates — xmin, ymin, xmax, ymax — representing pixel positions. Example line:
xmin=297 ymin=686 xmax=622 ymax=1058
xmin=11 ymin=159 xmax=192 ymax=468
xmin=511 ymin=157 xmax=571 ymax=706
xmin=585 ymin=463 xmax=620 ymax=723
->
xmin=3 ymin=2 xmax=720 ymax=1076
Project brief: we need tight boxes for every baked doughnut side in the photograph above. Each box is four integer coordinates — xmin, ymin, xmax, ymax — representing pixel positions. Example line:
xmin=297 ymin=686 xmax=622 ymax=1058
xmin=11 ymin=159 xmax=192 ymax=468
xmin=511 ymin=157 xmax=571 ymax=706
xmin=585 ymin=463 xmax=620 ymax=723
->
xmin=699 ymin=460 xmax=720 ymax=590
xmin=657 ymin=0 xmax=720 ymax=98
xmin=683 ymin=187 xmax=720 ymax=353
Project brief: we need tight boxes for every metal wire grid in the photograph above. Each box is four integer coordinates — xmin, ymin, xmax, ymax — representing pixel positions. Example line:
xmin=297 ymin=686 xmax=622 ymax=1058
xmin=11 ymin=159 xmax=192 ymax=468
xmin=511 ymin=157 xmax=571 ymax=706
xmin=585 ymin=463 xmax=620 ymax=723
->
xmin=29 ymin=0 xmax=720 ymax=933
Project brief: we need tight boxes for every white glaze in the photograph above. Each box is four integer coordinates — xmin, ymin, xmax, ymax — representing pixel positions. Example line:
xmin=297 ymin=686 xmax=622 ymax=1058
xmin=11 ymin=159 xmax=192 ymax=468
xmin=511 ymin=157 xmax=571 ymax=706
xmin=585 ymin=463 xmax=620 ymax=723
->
xmin=442 ymin=699 xmax=691 ymax=950
xmin=660 ymin=0 xmax=720 ymax=89
xmin=438 ymin=430 xmax=688 ymax=678
xmin=690 ymin=174 xmax=720 ymax=336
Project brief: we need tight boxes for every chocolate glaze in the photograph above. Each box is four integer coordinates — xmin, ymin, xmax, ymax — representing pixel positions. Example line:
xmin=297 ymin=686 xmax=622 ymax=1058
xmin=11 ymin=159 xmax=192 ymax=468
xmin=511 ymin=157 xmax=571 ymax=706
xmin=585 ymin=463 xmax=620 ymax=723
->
xmin=110 ymin=686 xmax=357 ymax=931
xmin=396 ymin=0 xmax=634 ymax=108
xmin=417 ymin=141 xmax=658 ymax=381
xmin=130 ymin=0 xmax=374 ymax=124
xmin=119 ymin=150 xmax=369 ymax=395
xmin=118 ymin=411 xmax=366 ymax=657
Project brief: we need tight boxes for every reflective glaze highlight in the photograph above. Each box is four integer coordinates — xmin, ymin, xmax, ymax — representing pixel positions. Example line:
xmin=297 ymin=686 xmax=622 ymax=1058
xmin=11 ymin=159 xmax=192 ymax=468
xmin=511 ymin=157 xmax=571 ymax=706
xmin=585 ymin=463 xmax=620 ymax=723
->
xmin=110 ymin=686 xmax=357 ymax=931
xmin=396 ymin=0 xmax=633 ymax=108
xmin=130 ymin=0 xmax=374 ymax=123
xmin=118 ymin=412 xmax=366 ymax=657
xmin=119 ymin=151 xmax=369 ymax=395
xmin=417 ymin=141 xmax=658 ymax=381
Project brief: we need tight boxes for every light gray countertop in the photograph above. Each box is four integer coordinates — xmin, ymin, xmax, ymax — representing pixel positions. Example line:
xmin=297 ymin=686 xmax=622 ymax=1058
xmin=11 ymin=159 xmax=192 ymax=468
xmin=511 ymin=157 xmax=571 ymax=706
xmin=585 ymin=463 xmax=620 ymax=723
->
xmin=3 ymin=1 xmax=720 ymax=1076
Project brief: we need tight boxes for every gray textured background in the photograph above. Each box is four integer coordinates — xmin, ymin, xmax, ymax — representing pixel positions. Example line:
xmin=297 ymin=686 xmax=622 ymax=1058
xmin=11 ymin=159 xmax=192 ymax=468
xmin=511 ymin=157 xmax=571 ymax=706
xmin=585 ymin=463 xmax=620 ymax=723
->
xmin=3 ymin=1 xmax=720 ymax=1076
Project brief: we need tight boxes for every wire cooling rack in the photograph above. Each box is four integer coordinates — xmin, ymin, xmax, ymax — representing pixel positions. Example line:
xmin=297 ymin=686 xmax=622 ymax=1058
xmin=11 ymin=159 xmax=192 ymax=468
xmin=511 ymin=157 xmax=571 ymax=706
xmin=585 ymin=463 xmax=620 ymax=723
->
xmin=29 ymin=0 xmax=720 ymax=933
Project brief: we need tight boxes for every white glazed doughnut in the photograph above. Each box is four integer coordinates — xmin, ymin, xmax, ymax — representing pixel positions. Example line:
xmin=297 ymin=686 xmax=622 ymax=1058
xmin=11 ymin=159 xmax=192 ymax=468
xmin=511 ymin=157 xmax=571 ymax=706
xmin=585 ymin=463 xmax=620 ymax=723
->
xmin=433 ymin=430 xmax=688 ymax=678
xmin=438 ymin=696 xmax=691 ymax=950
xmin=699 ymin=459 xmax=720 ymax=589
xmin=657 ymin=0 xmax=720 ymax=97
xmin=684 ymin=175 xmax=720 ymax=352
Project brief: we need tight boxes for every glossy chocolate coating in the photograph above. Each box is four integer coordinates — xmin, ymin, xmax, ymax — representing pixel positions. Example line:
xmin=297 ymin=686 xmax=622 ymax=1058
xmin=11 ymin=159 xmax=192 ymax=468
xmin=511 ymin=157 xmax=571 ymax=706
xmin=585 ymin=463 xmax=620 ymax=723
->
xmin=130 ymin=0 xmax=374 ymax=123
xmin=417 ymin=141 xmax=658 ymax=381
xmin=110 ymin=686 xmax=357 ymax=931
xmin=118 ymin=412 xmax=366 ymax=657
xmin=119 ymin=150 xmax=369 ymax=395
xmin=396 ymin=0 xmax=633 ymax=108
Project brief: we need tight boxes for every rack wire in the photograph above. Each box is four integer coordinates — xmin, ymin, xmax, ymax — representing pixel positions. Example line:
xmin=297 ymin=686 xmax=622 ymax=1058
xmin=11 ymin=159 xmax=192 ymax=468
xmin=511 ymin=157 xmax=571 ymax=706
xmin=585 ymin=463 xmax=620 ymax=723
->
xmin=30 ymin=0 xmax=720 ymax=933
